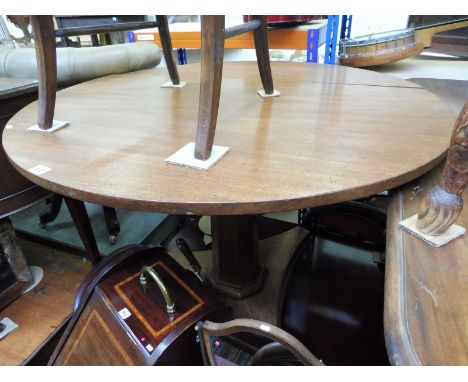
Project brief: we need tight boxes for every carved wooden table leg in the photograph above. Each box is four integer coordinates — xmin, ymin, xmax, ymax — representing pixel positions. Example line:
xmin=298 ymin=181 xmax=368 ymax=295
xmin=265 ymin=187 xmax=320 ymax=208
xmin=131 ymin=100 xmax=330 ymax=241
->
xmin=156 ymin=15 xmax=180 ymax=85
xmin=64 ymin=197 xmax=101 ymax=264
xmin=206 ymin=215 xmax=266 ymax=299
xmin=30 ymin=15 xmax=56 ymax=129
xmin=417 ymin=101 xmax=468 ymax=234
xmin=194 ymin=15 xmax=225 ymax=160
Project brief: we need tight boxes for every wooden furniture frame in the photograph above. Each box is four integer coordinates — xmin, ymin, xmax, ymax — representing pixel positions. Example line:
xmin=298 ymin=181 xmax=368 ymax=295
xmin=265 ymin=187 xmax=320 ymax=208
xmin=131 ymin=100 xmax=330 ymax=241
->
xmin=27 ymin=15 xmax=181 ymax=264
xmin=3 ymin=62 xmax=456 ymax=299
xmin=195 ymin=15 xmax=275 ymax=160
xmin=385 ymin=96 xmax=467 ymax=365
xmin=29 ymin=15 xmax=181 ymax=130
xmin=30 ymin=15 xmax=275 ymax=161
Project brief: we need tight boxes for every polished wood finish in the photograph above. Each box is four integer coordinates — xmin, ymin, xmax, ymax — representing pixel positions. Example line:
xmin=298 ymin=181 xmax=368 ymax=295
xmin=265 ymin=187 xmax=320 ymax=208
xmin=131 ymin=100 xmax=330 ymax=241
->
xmin=30 ymin=16 xmax=57 ymax=129
xmin=207 ymin=215 xmax=265 ymax=298
xmin=252 ymin=16 xmax=274 ymax=94
xmin=156 ymin=16 xmax=180 ymax=85
xmin=63 ymin=197 xmax=101 ymax=264
xmin=56 ymin=294 xmax=144 ymax=365
xmin=417 ymin=101 xmax=468 ymax=234
xmin=194 ymin=16 xmax=225 ymax=160
xmin=0 ymin=241 xmax=91 ymax=365
xmin=52 ymin=246 xmax=230 ymax=365
xmin=3 ymin=62 xmax=455 ymax=216
xmin=385 ymin=162 xmax=468 ymax=365
xmin=339 ymin=42 xmax=424 ymax=68
xmin=4 ymin=62 xmax=455 ymax=294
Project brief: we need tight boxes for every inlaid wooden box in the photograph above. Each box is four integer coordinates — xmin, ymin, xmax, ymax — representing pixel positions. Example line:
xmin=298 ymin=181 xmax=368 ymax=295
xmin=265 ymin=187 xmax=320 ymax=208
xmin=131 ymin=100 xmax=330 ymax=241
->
xmin=51 ymin=246 xmax=231 ymax=365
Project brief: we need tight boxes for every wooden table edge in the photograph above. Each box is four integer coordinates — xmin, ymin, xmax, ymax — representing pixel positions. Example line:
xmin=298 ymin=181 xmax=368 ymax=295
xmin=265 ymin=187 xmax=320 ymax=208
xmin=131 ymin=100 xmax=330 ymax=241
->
xmin=4 ymin=149 xmax=447 ymax=216
xmin=384 ymin=187 xmax=421 ymax=366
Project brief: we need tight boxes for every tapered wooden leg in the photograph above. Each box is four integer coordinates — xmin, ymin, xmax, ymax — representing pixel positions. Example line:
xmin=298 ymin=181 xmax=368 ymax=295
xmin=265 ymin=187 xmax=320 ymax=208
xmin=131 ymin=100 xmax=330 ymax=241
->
xmin=156 ymin=15 xmax=180 ymax=85
xmin=64 ymin=197 xmax=101 ymax=264
xmin=206 ymin=215 xmax=266 ymax=299
xmin=30 ymin=16 xmax=56 ymax=129
xmin=252 ymin=16 xmax=274 ymax=95
xmin=194 ymin=15 xmax=225 ymax=160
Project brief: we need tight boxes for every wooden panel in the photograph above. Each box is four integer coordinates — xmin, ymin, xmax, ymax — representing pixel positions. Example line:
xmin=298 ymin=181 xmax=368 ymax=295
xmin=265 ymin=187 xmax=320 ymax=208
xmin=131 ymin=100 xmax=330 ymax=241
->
xmin=0 ymin=241 xmax=92 ymax=365
xmin=3 ymin=62 xmax=454 ymax=216
xmin=102 ymin=261 xmax=204 ymax=349
xmin=53 ymin=248 xmax=229 ymax=365
xmin=385 ymin=162 xmax=468 ymax=365
xmin=58 ymin=294 xmax=141 ymax=366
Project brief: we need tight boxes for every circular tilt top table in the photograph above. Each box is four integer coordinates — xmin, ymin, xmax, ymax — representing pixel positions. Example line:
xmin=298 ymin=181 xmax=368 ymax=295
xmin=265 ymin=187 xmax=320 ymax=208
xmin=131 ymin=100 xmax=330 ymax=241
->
xmin=2 ymin=62 xmax=455 ymax=298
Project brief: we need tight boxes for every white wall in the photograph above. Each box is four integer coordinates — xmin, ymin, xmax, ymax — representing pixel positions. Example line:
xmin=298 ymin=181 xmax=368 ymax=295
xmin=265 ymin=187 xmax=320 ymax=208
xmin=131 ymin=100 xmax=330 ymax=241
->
xmin=349 ymin=15 xmax=408 ymax=37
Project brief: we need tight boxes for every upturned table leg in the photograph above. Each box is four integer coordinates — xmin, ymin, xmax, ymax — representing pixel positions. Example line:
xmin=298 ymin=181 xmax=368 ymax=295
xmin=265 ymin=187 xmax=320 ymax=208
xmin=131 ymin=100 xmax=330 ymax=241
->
xmin=206 ymin=215 xmax=266 ymax=299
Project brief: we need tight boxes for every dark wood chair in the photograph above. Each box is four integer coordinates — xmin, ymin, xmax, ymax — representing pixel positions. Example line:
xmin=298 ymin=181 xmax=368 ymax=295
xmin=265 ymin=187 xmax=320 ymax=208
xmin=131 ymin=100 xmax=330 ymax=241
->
xmin=29 ymin=15 xmax=181 ymax=130
xmin=27 ymin=15 xmax=277 ymax=262
xmin=26 ymin=15 xmax=182 ymax=263
xmin=30 ymin=16 xmax=277 ymax=162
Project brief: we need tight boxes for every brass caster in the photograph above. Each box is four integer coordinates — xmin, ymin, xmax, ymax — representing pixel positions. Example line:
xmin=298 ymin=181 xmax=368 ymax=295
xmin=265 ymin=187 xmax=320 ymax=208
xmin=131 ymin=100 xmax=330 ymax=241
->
xmin=109 ymin=235 xmax=117 ymax=244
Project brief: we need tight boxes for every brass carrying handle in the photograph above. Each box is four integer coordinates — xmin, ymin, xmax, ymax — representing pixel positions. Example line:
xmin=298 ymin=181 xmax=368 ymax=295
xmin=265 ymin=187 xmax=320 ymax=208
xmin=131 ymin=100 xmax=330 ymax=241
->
xmin=140 ymin=265 xmax=176 ymax=317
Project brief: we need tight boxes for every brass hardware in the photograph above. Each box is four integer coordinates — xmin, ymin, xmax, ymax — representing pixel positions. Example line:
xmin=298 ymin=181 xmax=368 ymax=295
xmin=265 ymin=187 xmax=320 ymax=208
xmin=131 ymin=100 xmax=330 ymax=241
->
xmin=140 ymin=265 xmax=176 ymax=317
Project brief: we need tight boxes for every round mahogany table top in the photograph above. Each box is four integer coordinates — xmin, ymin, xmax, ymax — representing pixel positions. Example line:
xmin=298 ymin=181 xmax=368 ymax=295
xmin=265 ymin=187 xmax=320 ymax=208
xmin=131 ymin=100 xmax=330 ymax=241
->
xmin=2 ymin=62 xmax=455 ymax=215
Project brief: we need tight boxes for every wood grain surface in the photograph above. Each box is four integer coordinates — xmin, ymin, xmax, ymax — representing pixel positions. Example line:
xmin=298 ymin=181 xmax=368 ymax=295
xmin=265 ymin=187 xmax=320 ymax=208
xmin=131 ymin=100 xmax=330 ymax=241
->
xmin=339 ymin=42 xmax=424 ymax=68
xmin=3 ymin=62 xmax=455 ymax=215
xmin=0 ymin=241 xmax=91 ymax=365
xmin=385 ymin=161 xmax=468 ymax=365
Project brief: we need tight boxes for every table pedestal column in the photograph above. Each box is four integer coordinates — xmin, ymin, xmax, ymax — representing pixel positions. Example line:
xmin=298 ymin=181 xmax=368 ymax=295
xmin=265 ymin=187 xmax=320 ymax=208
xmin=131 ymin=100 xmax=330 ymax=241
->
xmin=206 ymin=215 xmax=266 ymax=299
